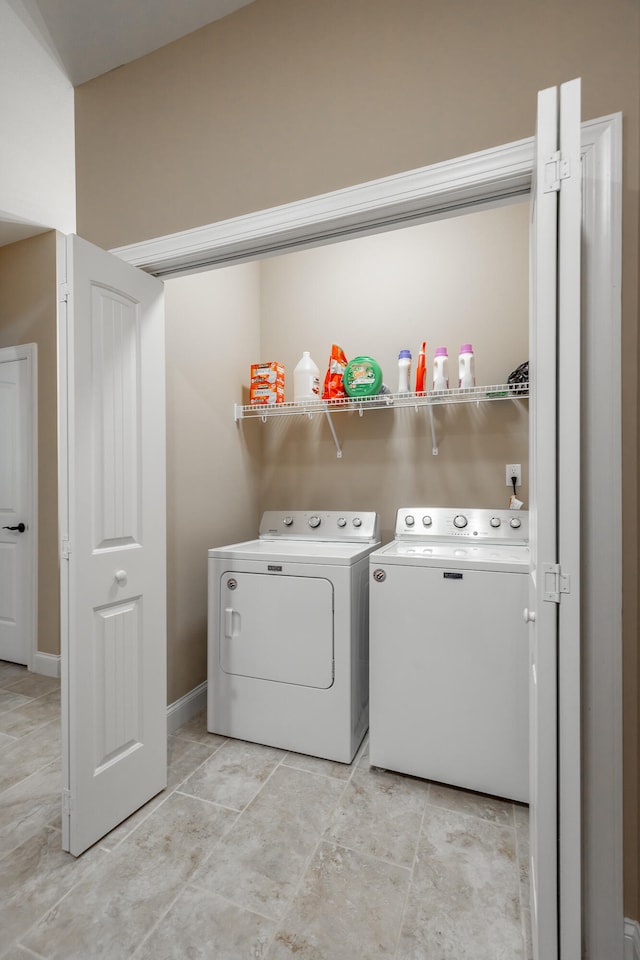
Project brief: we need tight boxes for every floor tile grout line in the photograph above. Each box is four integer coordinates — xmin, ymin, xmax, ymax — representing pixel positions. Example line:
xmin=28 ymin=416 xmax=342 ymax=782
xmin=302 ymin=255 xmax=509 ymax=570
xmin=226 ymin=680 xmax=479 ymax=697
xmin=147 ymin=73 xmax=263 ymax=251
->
xmin=8 ymin=827 xmax=111 ymax=959
xmin=259 ymin=768 xmax=356 ymax=955
xmin=173 ymin=788 xmax=247 ymax=818
xmin=188 ymin=878 xmax=279 ymax=924
xmin=261 ymin=833 xmax=326 ymax=955
xmin=13 ymin=942 xmax=48 ymax=960
xmin=0 ymin=753 xmax=63 ymax=808
xmin=391 ymin=782 xmax=431 ymax=960
xmin=423 ymin=795 xmax=519 ymax=830
xmin=128 ymin=884 xmax=191 ymax=958
xmin=99 ymin=737 xmax=234 ymax=851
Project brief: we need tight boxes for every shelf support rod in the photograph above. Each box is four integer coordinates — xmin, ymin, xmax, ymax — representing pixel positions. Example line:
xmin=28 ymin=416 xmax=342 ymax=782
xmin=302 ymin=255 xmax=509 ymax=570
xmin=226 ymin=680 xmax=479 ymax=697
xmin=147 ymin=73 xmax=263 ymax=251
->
xmin=324 ymin=410 xmax=343 ymax=458
xmin=428 ymin=405 xmax=439 ymax=455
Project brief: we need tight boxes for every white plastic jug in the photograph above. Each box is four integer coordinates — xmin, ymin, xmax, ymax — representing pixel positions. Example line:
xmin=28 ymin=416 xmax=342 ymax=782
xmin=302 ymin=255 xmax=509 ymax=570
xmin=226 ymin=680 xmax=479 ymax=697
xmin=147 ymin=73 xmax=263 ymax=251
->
xmin=293 ymin=352 xmax=320 ymax=402
xmin=432 ymin=347 xmax=449 ymax=391
xmin=397 ymin=350 xmax=412 ymax=393
xmin=458 ymin=344 xmax=476 ymax=389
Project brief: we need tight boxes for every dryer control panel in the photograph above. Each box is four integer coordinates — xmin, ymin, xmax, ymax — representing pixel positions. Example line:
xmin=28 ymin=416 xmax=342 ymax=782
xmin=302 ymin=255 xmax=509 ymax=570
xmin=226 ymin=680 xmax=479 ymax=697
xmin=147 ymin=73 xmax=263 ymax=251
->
xmin=259 ymin=510 xmax=380 ymax=543
xmin=395 ymin=507 xmax=528 ymax=544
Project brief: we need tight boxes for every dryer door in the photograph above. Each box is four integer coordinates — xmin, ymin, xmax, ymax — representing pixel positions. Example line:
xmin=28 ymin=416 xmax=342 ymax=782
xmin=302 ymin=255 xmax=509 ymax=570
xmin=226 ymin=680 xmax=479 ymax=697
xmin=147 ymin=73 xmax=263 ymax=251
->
xmin=219 ymin=572 xmax=334 ymax=688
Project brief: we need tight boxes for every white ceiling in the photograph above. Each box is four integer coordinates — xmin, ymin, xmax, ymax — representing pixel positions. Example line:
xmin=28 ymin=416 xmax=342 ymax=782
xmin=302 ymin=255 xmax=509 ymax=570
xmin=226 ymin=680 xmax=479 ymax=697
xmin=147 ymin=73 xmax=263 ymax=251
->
xmin=28 ymin=0 xmax=257 ymax=86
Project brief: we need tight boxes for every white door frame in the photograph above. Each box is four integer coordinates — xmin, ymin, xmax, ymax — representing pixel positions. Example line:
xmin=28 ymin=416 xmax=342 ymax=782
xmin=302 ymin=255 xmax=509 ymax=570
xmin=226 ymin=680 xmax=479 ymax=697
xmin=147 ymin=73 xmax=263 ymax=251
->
xmin=0 ymin=342 xmax=37 ymax=671
xmin=112 ymin=114 xmax=623 ymax=958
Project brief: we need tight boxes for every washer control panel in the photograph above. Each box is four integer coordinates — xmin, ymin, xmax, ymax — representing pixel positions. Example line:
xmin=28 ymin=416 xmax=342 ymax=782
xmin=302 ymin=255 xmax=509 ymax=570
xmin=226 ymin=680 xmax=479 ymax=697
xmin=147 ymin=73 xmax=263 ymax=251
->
xmin=396 ymin=507 xmax=528 ymax=544
xmin=259 ymin=510 xmax=380 ymax=543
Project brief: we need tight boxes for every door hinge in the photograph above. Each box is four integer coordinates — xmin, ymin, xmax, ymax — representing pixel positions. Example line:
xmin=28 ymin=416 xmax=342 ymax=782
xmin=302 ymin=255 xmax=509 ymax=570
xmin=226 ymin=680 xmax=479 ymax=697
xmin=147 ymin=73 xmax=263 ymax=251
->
xmin=59 ymin=282 xmax=70 ymax=304
xmin=544 ymin=151 xmax=571 ymax=193
xmin=543 ymin=562 xmax=571 ymax=603
xmin=62 ymin=789 xmax=74 ymax=814
xmin=61 ymin=537 xmax=71 ymax=560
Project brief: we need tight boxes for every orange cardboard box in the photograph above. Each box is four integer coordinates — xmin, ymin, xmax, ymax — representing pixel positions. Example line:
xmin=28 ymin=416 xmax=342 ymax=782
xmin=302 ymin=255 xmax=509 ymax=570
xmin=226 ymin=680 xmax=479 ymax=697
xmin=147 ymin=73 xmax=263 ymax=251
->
xmin=250 ymin=361 xmax=285 ymax=404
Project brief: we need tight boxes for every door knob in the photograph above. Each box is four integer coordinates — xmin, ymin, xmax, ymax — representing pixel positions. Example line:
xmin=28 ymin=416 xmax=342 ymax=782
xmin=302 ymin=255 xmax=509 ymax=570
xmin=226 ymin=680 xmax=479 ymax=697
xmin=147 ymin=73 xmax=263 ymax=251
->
xmin=3 ymin=523 xmax=26 ymax=533
xmin=523 ymin=607 xmax=537 ymax=623
xmin=114 ymin=569 xmax=128 ymax=585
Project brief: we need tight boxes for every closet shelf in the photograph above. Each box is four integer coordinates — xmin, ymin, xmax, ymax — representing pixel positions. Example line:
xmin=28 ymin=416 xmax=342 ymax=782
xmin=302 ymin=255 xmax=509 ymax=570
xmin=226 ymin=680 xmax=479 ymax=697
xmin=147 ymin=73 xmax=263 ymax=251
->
xmin=234 ymin=382 xmax=528 ymax=458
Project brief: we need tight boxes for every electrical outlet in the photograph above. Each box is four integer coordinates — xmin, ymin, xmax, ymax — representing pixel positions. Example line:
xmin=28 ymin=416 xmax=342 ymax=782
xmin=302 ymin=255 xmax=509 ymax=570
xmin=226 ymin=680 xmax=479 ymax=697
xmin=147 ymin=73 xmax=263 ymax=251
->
xmin=506 ymin=463 xmax=522 ymax=487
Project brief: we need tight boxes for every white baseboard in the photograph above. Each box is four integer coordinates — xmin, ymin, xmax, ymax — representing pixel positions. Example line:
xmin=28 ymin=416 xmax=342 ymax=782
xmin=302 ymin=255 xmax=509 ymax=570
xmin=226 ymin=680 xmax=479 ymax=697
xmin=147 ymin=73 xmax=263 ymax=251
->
xmin=166 ymin=681 xmax=207 ymax=734
xmin=31 ymin=652 xmax=61 ymax=678
xmin=625 ymin=918 xmax=640 ymax=960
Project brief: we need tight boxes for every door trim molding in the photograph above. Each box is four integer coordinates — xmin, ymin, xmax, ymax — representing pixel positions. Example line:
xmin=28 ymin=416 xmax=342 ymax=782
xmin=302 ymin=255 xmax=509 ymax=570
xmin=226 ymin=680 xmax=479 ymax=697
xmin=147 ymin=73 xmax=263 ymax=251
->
xmin=112 ymin=137 xmax=535 ymax=277
xmin=0 ymin=342 xmax=37 ymax=672
xmin=111 ymin=115 xmax=623 ymax=959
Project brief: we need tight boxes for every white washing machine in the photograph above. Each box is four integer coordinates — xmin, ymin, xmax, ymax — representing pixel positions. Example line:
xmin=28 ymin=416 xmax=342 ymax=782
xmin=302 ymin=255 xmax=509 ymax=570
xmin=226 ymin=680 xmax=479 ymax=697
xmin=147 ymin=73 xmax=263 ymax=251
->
xmin=207 ymin=510 xmax=380 ymax=763
xmin=369 ymin=507 xmax=529 ymax=802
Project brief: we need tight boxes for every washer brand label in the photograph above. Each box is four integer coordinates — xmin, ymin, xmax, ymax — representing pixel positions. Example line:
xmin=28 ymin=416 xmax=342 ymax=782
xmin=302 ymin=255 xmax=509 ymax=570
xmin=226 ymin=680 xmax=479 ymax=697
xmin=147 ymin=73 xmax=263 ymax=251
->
xmin=443 ymin=571 xmax=463 ymax=580
xmin=268 ymin=565 xmax=283 ymax=572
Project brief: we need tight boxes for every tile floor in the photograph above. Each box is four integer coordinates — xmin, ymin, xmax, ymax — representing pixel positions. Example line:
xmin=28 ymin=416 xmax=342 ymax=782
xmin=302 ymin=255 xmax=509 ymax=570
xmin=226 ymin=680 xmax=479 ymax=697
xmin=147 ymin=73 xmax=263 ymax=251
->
xmin=0 ymin=661 xmax=532 ymax=959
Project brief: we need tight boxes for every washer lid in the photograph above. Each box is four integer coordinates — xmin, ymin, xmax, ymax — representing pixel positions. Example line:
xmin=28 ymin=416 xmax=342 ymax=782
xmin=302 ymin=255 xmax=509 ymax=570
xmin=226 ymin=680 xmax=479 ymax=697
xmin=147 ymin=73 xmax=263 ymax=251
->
xmin=209 ymin=537 xmax=380 ymax=564
xmin=370 ymin=539 xmax=530 ymax=573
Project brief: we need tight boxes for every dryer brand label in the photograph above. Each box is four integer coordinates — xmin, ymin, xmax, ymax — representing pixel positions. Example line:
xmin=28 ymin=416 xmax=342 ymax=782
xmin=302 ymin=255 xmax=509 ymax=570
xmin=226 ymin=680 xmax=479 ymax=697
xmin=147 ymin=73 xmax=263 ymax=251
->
xmin=443 ymin=571 xmax=463 ymax=580
xmin=268 ymin=565 xmax=283 ymax=572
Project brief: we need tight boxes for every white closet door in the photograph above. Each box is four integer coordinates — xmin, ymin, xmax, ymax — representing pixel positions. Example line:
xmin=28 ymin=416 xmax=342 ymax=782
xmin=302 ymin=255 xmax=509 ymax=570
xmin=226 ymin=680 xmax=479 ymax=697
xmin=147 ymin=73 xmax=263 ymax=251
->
xmin=59 ymin=235 xmax=167 ymax=857
xmin=528 ymin=78 xmax=581 ymax=960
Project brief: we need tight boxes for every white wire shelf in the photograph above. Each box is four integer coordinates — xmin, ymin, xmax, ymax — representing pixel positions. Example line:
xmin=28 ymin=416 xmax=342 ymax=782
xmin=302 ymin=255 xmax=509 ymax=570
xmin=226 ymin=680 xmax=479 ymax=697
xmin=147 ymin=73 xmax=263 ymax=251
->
xmin=234 ymin=382 xmax=528 ymax=458
xmin=235 ymin=383 xmax=528 ymax=420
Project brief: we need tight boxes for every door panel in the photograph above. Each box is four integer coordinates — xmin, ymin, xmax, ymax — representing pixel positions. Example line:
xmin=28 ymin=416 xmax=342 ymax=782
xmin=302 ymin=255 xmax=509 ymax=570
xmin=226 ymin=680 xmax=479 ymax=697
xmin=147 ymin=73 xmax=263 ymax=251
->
xmin=529 ymin=82 xmax=559 ymax=960
xmin=0 ymin=354 xmax=32 ymax=664
xmin=529 ymin=79 xmax=582 ymax=960
xmin=219 ymin=572 xmax=334 ymax=688
xmin=60 ymin=235 xmax=166 ymax=857
xmin=557 ymin=77 xmax=582 ymax=959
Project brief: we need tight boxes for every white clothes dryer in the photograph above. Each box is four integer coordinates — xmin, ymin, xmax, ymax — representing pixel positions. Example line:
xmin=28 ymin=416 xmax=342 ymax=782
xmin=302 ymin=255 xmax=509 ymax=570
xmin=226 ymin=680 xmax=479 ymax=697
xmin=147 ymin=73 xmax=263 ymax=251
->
xmin=369 ymin=507 xmax=529 ymax=802
xmin=207 ymin=510 xmax=380 ymax=763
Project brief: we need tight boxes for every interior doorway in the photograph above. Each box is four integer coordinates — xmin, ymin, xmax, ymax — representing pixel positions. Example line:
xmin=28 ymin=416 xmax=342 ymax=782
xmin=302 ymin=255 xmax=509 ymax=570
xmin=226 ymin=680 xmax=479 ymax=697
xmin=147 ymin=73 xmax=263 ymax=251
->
xmin=114 ymin=110 xmax=622 ymax=958
xmin=0 ymin=343 xmax=37 ymax=669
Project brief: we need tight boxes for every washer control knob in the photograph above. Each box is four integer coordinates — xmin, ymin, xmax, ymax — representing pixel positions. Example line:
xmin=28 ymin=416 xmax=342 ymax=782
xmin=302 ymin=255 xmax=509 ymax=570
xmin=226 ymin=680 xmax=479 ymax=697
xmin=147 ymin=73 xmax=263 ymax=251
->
xmin=283 ymin=517 xmax=294 ymax=526
xmin=352 ymin=517 xmax=362 ymax=527
xmin=453 ymin=515 xmax=468 ymax=529
xmin=422 ymin=515 xmax=432 ymax=527
xmin=510 ymin=517 xmax=522 ymax=529
xmin=308 ymin=516 xmax=321 ymax=528
xmin=405 ymin=515 xmax=415 ymax=526
xmin=337 ymin=517 xmax=347 ymax=527
xmin=490 ymin=517 xmax=502 ymax=528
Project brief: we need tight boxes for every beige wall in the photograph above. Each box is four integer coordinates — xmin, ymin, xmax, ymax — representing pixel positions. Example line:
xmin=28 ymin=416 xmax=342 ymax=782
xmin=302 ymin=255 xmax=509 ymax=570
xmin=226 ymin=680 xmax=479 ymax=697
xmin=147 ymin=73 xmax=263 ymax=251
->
xmin=0 ymin=232 xmax=59 ymax=657
xmin=73 ymin=0 xmax=640 ymax=921
xmin=164 ymin=262 xmax=262 ymax=704
xmin=166 ymin=203 xmax=528 ymax=698
xmin=258 ymin=204 xmax=529 ymax=541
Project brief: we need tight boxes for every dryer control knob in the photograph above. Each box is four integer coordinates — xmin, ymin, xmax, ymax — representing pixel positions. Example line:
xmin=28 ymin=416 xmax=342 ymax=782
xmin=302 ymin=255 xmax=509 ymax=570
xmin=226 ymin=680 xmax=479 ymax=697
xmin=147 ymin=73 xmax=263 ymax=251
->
xmin=283 ymin=517 xmax=294 ymax=526
xmin=308 ymin=516 xmax=321 ymax=528
xmin=422 ymin=515 xmax=432 ymax=527
xmin=453 ymin=515 xmax=468 ymax=528
xmin=510 ymin=517 xmax=522 ymax=529
xmin=405 ymin=515 xmax=415 ymax=526
xmin=490 ymin=517 xmax=502 ymax=528
xmin=337 ymin=517 xmax=347 ymax=527
xmin=352 ymin=517 xmax=362 ymax=527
